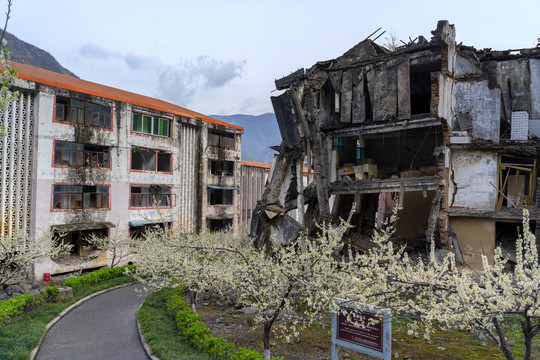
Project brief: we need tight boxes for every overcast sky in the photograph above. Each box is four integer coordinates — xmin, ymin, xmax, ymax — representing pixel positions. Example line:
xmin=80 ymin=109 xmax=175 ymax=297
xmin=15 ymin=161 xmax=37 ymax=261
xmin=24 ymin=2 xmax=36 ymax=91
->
xmin=7 ymin=0 xmax=540 ymax=116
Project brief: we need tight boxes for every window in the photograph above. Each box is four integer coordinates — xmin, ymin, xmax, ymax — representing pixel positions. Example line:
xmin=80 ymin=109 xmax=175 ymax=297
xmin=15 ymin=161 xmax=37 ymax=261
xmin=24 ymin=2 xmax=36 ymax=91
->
xmin=132 ymin=112 xmax=171 ymax=137
xmin=208 ymin=188 xmax=233 ymax=205
xmin=131 ymin=147 xmax=171 ymax=173
xmin=53 ymin=228 xmax=108 ymax=257
xmin=130 ymin=185 xmax=173 ymax=208
xmin=208 ymin=129 xmax=235 ymax=149
xmin=54 ymin=141 xmax=110 ymax=168
xmin=207 ymin=218 xmax=232 ymax=232
xmin=129 ymin=222 xmax=168 ymax=239
xmin=55 ymin=96 xmax=112 ymax=129
xmin=52 ymin=185 xmax=109 ymax=210
xmin=209 ymin=160 xmax=234 ymax=176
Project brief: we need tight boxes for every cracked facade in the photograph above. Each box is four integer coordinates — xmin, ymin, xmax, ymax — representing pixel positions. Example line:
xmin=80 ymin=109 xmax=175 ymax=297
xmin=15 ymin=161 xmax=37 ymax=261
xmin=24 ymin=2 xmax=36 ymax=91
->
xmin=0 ymin=63 xmax=242 ymax=278
xmin=254 ymin=21 xmax=540 ymax=269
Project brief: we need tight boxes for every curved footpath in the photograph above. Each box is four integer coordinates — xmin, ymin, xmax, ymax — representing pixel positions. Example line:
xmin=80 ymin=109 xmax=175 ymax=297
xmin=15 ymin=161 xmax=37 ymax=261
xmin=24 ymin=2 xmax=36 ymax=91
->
xmin=35 ymin=283 xmax=150 ymax=360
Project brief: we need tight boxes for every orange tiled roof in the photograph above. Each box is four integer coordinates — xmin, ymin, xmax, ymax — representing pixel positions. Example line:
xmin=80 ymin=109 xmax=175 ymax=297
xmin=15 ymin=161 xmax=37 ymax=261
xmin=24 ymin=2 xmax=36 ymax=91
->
xmin=241 ymin=160 xmax=272 ymax=169
xmin=242 ymin=160 xmax=310 ymax=176
xmin=12 ymin=62 xmax=243 ymax=130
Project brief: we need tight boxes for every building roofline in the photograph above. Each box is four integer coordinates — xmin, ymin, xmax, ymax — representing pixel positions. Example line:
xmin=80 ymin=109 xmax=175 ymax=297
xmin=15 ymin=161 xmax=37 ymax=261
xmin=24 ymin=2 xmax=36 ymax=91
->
xmin=11 ymin=62 xmax=243 ymax=130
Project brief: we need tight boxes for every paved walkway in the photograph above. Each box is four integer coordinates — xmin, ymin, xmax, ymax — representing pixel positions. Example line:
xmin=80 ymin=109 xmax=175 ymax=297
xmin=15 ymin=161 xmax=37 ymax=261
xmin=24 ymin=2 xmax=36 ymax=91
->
xmin=36 ymin=283 xmax=150 ymax=360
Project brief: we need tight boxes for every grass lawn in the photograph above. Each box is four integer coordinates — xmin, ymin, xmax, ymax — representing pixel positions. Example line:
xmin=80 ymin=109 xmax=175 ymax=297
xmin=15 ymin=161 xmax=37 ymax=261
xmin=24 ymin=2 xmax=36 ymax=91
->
xmin=0 ymin=276 xmax=135 ymax=360
xmin=137 ymin=289 xmax=212 ymax=360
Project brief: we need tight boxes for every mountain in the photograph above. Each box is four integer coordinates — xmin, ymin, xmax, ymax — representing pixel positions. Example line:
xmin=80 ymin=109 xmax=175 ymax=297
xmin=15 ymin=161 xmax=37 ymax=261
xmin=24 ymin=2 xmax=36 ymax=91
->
xmin=211 ymin=113 xmax=282 ymax=164
xmin=2 ymin=31 xmax=77 ymax=77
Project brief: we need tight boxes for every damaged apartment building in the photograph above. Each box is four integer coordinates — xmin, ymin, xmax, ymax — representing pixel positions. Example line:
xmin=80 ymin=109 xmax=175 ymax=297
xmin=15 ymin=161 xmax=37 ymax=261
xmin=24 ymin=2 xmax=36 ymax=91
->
xmin=252 ymin=20 xmax=540 ymax=268
xmin=0 ymin=63 xmax=242 ymax=278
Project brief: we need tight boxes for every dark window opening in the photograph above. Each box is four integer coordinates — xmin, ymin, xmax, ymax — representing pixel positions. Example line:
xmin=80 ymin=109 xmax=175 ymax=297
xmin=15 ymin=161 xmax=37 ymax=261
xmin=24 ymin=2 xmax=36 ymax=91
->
xmin=131 ymin=147 xmax=171 ymax=173
xmin=208 ymin=188 xmax=233 ymax=205
xmin=130 ymin=185 xmax=173 ymax=208
xmin=129 ymin=222 xmax=167 ymax=239
xmin=333 ymin=136 xmax=364 ymax=167
xmin=55 ymin=96 xmax=112 ymax=129
xmin=54 ymin=140 xmax=110 ymax=168
xmin=208 ymin=129 xmax=235 ymax=149
xmin=53 ymin=228 xmax=108 ymax=257
xmin=496 ymin=221 xmax=536 ymax=268
xmin=410 ymin=62 xmax=440 ymax=116
xmin=207 ymin=218 xmax=232 ymax=232
xmin=363 ymin=126 xmax=442 ymax=178
xmin=53 ymin=185 xmax=109 ymax=210
xmin=209 ymin=160 xmax=234 ymax=176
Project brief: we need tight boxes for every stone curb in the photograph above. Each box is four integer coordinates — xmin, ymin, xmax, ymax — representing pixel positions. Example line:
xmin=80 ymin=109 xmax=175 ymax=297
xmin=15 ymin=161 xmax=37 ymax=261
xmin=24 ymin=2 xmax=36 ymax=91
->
xmin=136 ymin=302 xmax=161 ymax=360
xmin=29 ymin=281 xmax=138 ymax=360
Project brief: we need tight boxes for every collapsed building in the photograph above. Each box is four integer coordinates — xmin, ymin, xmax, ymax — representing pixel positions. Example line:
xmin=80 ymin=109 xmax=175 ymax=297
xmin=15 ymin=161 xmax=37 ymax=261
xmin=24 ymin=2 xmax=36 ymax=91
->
xmin=252 ymin=21 xmax=540 ymax=268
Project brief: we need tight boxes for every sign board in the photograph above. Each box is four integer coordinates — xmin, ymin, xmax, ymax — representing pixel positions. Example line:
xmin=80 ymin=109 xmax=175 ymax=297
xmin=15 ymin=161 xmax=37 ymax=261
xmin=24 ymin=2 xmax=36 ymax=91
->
xmin=331 ymin=300 xmax=391 ymax=360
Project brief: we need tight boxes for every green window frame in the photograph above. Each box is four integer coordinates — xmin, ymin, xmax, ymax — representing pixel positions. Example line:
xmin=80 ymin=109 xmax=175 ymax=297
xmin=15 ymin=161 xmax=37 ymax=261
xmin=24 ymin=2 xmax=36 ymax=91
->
xmin=133 ymin=112 xmax=171 ymax=137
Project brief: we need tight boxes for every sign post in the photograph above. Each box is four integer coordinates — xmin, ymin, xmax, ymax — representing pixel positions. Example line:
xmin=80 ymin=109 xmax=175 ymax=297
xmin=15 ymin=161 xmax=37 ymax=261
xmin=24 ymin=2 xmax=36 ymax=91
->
xmin=331 ymin=300 xmax=391 ymax=360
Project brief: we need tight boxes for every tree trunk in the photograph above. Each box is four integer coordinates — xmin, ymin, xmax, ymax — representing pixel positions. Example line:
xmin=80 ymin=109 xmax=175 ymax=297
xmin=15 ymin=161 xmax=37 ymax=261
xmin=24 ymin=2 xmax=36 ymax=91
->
xmin=263 ymin=322 xmax=271 ymax=360
xmin=521 ymin=316 xmax=533 ymax=360
xmin=493 ymin=317 xmax=515 ymax=360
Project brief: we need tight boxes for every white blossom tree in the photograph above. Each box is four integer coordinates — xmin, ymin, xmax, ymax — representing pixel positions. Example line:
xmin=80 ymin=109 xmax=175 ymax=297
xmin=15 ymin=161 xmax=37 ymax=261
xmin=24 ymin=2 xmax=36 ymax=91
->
xmin=86 ymin=228 xmax=137 ymax=268
xmin=132 ymin=221 xmax=351 ymax=360
xmin=0 ymin=231 xmax=70 ymax=286
xmin=338 ymin=210 xmax=540 ymax=360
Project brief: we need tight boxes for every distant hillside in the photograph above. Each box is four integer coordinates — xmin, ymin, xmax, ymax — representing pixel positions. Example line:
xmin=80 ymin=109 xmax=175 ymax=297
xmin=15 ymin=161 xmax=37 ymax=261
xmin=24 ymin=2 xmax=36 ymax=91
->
xmin=211 ymin=113 xmax=281 ymax=164
xmin=2 ymin=31 xmax=77 ymax=77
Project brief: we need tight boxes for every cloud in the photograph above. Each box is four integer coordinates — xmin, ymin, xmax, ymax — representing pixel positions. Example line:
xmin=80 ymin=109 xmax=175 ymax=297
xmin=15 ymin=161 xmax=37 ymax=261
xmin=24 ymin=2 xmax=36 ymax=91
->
xmin=78 ymin=43 xmax=118 ymax=60
xmin=124 ymin=54 xmax=157 ymax=71
xmin=155 ymin=56 xmax=245 ymax=106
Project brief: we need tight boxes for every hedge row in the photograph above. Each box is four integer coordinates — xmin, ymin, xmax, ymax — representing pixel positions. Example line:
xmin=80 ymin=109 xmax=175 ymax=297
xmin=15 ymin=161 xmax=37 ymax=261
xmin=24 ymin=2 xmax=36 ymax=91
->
xmin=165 ymin=288 xmax=283 ymax=360
xmin=63 ymin=265 xmax=135 ymax=290
xmin=0 ymin=286 xmax=59 ymax=326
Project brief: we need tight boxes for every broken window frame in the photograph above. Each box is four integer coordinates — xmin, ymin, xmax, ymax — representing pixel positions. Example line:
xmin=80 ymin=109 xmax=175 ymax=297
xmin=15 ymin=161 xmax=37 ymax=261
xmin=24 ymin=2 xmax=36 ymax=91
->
xmin=52 ymin=184 xmax=110 ymax=211
xmin=208 ymin=188 xmax=234 ymax=206
xmin=496 ymin=154 xmax=537 ymax=212
xmin=208 ymin=129 xmax=236 ymax=150
xmin=132 ymin=112 xmax=172 ymax=137
xmin=53 ymin=140 xmax=111 ymax=169
xmin=130 ymin=147 xmax=172 ymax=174
xmin=54 ymin=95 xmax=112 ymax=130
xmin=129 ymin=185 xmax=174 ymax=209
xmin=209 ymin=160 xmax=235 ymax=176
xmin=207 ymin=218 xmax=233 ymax=232
xmin=53 ymin=228 xmax=109 ymax=257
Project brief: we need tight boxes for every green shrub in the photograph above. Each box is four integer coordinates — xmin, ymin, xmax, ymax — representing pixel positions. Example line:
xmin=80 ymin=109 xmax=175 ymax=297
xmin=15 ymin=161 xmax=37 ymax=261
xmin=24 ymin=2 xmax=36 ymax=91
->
xmin=44 ymin=285 xmax=59 ymax=303
xmin=230 ymin=348 xmax=264 ymax=360
xmin=0 ymin=293 xmax=41 ymax=326
xmin=63 ymin=265 xmax=135 ymax=290
xmin=165 ymin=288 xmax=283 ymax=360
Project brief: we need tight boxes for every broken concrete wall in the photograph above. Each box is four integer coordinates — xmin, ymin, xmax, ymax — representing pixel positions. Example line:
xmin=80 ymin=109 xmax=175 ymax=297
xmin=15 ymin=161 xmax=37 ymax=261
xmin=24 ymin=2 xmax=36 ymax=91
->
xmin=449 ymin=150 xmax=498 ymax=210
xmin=455 ymin=54 xmax=482 ymax=77
xmin=529 ymin=59 xmax=540 ymax=120
xmin=487 ymin=59 xmax=531 ymax=121
xmin=453 ymin=81 xmax=501 ymax=141
xmin=396 ymin=190 xmax=434 ymax=240
xmin=449 ymin=217 xmax=495 ymax=268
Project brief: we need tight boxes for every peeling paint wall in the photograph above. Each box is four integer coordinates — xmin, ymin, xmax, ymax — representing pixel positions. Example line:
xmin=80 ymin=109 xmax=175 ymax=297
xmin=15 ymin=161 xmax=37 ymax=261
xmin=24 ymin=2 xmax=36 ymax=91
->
xmin=201 ymin=122 xmax=242 ymax=233
xmin=450 ymin=150 xmax=498 ymax=210
xmin=449 ymin=217 xmax=495 ymax=268
xmin=453 ymin=81 xmax=501 ymax=141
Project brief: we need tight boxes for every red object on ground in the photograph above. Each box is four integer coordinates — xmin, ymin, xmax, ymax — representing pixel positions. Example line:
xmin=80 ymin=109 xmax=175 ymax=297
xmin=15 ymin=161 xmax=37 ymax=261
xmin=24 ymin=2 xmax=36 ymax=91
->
xmin=43 ymin=273 xmax=51 ymax=282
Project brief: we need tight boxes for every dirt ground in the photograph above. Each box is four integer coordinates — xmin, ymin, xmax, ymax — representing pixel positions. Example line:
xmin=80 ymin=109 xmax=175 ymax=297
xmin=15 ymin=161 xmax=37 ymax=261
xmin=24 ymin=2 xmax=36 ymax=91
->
xmin=196 ymin=303 xmax=502 ymax=360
